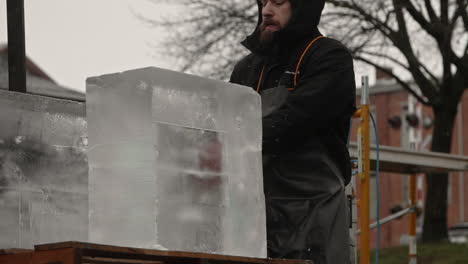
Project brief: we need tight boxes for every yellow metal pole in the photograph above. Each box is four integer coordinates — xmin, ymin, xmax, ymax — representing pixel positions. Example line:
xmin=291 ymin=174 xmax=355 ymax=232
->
xmin=359 ymin=77 xmax=371 ymax=264
xmin=409 ymin=174 xmax=417 ymax=264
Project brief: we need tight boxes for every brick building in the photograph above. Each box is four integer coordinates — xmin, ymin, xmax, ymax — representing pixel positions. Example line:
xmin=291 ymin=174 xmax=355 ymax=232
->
xmin=351 ymin=71 xmax=468 ymax=248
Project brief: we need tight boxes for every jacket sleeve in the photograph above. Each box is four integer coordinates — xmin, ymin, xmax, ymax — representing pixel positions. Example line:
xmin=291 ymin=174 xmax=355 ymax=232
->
xmin=229 ymin=62 xmax=242 ymax=84
xmin=229 ymin=54 xmax=253 ymax=85
xmin=262 ymin=45 xmax=356 ymax=152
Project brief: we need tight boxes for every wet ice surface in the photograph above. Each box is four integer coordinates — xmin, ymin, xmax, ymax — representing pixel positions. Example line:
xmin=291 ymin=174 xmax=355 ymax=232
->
xmin=86 ymin=67 xmax=266 ymax=257
xmin=0 ymin=90 xmax=88 ymax=249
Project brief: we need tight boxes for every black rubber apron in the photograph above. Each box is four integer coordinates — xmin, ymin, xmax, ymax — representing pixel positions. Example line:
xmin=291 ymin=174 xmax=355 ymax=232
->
xmin=259 ymin=83 xmax=350 ymax=264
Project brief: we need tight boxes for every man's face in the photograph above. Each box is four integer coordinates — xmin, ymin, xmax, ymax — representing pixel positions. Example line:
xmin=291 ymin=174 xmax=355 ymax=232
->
xmin=260 ymin=0 xmax=292 ymax=33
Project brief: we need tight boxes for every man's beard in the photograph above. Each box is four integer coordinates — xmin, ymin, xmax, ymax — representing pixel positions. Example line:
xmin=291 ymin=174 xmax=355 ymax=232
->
xmin=260 ymin=29 xmax=275 ymax=46
xmin=259 ymin=19 xmax=280 ymax=45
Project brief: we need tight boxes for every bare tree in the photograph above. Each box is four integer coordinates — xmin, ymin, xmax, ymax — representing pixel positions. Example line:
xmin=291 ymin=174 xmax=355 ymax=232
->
xmin=324 ymin=0 xmax=468 ymax=242
xmin=144 ymin=0 xmax=468 ymax=242
xmin=137 ymin=0 xmax=257 ymax=79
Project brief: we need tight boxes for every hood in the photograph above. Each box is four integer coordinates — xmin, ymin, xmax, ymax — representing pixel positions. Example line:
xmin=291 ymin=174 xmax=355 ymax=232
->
xmin=242 ymin=0 xmax=325 ymax=56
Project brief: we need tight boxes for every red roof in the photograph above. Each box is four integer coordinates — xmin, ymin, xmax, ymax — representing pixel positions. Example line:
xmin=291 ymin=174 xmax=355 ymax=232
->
xmin=0 ymin=45 xmax=56 ymax=84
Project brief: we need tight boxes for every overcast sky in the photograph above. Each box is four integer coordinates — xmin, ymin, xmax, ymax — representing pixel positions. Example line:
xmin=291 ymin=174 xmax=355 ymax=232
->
xmin=0 ymin=0 xmax=177 ymax=93
xmin=1 ymin=1 xmax=373 ymax=93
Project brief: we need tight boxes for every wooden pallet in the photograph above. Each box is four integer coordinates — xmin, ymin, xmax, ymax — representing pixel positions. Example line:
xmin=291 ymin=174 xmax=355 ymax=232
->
xmin=0 ymin=242 xmax=312 ymax=264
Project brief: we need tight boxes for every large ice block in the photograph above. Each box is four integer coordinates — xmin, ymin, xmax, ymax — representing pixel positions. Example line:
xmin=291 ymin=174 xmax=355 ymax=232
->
xmin=0 ymin=90 xmax=88 ymax=249
xmin=86 ymin=67 xmax=266 ymax=257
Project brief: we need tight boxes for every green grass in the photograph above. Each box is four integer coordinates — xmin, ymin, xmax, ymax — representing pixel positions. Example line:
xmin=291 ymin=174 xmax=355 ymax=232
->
xmin=369 ymin=243 xmax=468 ymax=264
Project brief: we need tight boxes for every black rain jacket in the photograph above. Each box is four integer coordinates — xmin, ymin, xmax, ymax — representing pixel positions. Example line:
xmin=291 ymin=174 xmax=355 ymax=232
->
xmin=230 ymin=1 xmax=356 ymax=263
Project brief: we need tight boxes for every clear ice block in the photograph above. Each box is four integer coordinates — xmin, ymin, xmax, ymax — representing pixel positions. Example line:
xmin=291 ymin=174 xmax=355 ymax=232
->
xmin=0 ymin=90 xmax=88 ymax=249
xmin=86 ymin=67 xmax=266 ymax=257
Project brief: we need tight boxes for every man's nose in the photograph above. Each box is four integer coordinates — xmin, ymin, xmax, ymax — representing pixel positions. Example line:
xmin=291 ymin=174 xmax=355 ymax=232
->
xmin=262 ymin=2 xmax=274 ymax=17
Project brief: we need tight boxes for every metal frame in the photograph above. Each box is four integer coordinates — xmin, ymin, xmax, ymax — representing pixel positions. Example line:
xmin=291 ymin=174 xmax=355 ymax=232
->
xmin=6 ymin=0 xmax=27 ymax=93
xmin=357 ymin=76 xmax=371 ymax=264
xmin=5 ymin=1 xmax=85 ymax=103
xmin=353 ymin=80 xmax=468 ymax=264
xmin=348 ymin=142 xmax=468 ymax=174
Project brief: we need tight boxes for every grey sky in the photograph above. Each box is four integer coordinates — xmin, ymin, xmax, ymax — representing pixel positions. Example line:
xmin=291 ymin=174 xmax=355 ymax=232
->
xmin=0 ymin=0 xmax=176 ymax=93
xmin=0 ymin=1 xmax=373 ymax=93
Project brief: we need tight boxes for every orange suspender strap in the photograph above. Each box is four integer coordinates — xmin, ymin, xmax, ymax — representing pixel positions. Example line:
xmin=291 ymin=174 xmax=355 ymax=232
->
xmin=291 ymin=35 xmax=325 ymax=91
xmin=256 ymin=65 xmax=266 ymax=93
xmin=256 ymin=35 xmax=325 ymax=93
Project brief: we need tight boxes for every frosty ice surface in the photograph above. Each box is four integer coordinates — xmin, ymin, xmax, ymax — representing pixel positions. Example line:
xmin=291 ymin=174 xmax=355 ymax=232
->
xmin=86 ymin=67 xmax=266 ymax=257
xmin=0 ymin=90 xmax=88 ymax=249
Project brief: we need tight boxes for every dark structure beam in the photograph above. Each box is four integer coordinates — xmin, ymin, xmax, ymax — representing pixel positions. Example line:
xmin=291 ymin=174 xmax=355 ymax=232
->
xmin=349 ymin=142 xmax=468 ymax=174
xmin=6 ymin=0 xmax=27 ymax=93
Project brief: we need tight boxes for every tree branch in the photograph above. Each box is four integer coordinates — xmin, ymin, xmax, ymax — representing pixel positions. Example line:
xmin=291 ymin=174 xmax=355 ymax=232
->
xmin=424 ymin=0 xmax=439 ymax=23
xmin=355 ymin=55 xmax=431 ymax=106
xmin=360 ymin=49 xmax=440 ymax=86
xmin=399 ymin=0 xmax=439 ymax=38
xmin=455 ymin=0 xmax=468 ymax=31
xmin=359 ymin=50 xmax=410 ymax=69
xmin=391 ymin=0 xmax=440 ymax=102
xmin=441 ymin=0 xmax=449 ymax=25
xmin=328 ymin=0 xmax=398 ymax=40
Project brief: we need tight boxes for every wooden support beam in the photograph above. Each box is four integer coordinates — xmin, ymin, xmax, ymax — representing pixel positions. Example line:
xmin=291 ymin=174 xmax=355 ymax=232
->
xmin=0 ymin=241 xmax=313 ymax=264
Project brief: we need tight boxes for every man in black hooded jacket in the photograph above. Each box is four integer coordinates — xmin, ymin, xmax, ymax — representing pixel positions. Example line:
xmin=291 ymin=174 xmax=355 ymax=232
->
xmin=229 ymin=1 xmax=356 ymax=263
